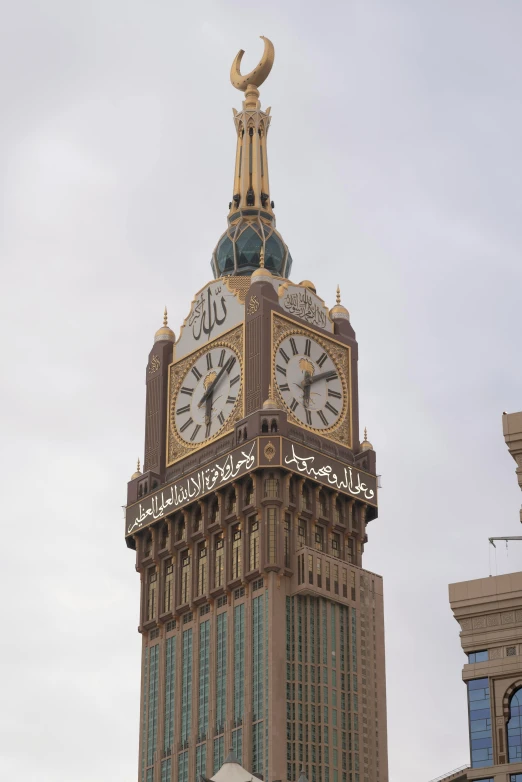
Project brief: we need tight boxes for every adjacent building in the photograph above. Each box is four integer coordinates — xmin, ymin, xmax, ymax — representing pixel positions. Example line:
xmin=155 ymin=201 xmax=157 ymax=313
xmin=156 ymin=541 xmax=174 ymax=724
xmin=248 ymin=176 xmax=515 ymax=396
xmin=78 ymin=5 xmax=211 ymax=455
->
xmin=124 ymin=36 xmax=389 ymax=782
xmin=446 ymin=411 xmax=522 ymax=782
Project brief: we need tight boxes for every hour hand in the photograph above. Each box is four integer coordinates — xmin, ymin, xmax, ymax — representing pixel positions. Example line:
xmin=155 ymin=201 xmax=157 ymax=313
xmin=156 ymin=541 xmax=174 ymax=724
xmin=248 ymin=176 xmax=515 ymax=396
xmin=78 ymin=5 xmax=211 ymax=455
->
xmin=205 ymin=394 xmax=213 ymax=425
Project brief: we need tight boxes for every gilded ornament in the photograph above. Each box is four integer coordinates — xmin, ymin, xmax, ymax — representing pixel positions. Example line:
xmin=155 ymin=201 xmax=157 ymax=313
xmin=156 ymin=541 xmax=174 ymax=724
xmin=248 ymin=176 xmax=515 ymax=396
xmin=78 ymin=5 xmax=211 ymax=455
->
xmin=149 ymin=355 xmax=161 ymax=374
xmin=247 ymin=295 xmax=260 ymax=315
xmin=264 ymin=441 xmax=276 ymax=463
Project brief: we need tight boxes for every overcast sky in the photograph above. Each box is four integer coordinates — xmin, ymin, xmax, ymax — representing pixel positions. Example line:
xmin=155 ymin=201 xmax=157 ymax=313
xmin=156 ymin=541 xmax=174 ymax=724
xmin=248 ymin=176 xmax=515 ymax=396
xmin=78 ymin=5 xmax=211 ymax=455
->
xmin=2 ymin=1 xmax=521 ymax=780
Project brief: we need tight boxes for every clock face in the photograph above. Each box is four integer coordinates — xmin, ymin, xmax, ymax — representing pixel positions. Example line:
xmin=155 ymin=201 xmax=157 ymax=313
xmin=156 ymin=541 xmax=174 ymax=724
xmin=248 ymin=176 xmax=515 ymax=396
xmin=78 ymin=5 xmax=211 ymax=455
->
xmin=173 ymin=345 xmax=242 ymax=445
xmin=274 ymin=333 xmax=345 ymax=431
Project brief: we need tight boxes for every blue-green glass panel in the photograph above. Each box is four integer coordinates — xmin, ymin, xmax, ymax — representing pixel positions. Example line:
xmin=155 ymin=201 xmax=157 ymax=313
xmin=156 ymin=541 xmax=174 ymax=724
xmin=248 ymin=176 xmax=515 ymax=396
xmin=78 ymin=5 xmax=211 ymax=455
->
xmin=141 ymin=647 xmax=149 ymax=782
xmin=199 ymin=620 xmax=210 ymax=738
xmin=216 ymin=612 xmax=227 ymax=732
xmin=234 ymin=604 xmax=245 ymax=720
xmin=161 ymin=758 xmax=171 ymax=782
xmin=181 ymin=629 xmax=193 ymax=742
xmin=235 ymin=226 xmax=261 ymax=268
xmin=164 ymin=636 xmax=176 ymax=753
xmin=178 ymin=751 xmax=188 ymax=782
xmin=196 ymin=743 xmax=207 ymax=779
xmin=264 ymin=234 xmax=284 ymax=273
xmin=216 ymin=234 xmax=234 ymax=274
xmin=213 ymin=736 xmax=224 ymax=772
xmin=147 ymin=645 xmax=159 ymax=767
xmin=232 ymin=727 xmax=243 ymax=764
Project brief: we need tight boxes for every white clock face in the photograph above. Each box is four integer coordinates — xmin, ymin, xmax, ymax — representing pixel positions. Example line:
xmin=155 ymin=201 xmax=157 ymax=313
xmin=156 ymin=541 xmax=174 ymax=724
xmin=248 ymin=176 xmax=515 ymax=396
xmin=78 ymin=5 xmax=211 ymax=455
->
xmin=173 ymin=345 xmax=242 ymax=444
xmin=274 ymin=334 xmax=345 ymax=430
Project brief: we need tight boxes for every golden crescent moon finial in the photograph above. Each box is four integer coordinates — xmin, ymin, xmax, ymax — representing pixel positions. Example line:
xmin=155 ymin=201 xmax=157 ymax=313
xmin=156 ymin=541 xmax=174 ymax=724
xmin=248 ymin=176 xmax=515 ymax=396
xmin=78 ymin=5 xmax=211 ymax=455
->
xmin=230 ymin=35 xmax=275 ymax=92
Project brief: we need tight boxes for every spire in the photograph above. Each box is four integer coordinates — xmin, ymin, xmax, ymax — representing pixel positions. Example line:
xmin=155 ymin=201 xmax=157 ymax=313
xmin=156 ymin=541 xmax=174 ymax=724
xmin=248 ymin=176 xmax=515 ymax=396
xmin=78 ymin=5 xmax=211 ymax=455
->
xmin=361 ymin=427 xmax=374 ymax=451
xmin=211 ymin=36 xmax=292 ymax=279
xmin=154 ymin=305 xmax=175 ymax=343
xmin=131 ymin=457 xmax=142 ymax=480
xmin=330 ymin=284 xmax=350 ymax=321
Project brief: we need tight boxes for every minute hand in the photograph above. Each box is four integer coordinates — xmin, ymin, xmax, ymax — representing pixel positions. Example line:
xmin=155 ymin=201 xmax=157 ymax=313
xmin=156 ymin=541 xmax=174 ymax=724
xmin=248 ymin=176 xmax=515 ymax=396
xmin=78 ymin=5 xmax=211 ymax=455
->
xmin=308 ymin=369 xmax=337 ymax=384
xmin=198 ymin=358 xmax=233 ymax=406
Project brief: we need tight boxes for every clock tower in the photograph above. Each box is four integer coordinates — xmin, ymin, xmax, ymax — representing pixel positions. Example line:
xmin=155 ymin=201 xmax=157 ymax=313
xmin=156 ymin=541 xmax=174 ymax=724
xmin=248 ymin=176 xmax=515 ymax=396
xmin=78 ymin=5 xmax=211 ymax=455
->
xmin=125 ymin=36 xmax=388 ymax=782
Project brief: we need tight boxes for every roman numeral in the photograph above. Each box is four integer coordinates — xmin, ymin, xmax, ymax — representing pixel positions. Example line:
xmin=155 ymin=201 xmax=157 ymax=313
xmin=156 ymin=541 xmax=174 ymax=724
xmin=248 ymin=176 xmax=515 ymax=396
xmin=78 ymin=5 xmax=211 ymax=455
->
xmin=176 ymin=404 xmax=191 ymax=415
xmin=290 ymin=398 xmax=299 ymax=412
xmin=318 ymin=410 xmax=329 ymax=426
xmin=192 ymin=366 xmax=202 ymax=381
xmin=218 ymin=349 xmax=226 ymax=367
xmin=304 ymin=339 xmax=311 ymax=357
xmin=226 ymin=396 xmax=237 ymax=405
xmin=325 ymin=402 xmax=339 ymax=416
xmin=230 ymin=375 xmax=240 ymax=387
xmin=276 ymin=364 xmax=287 ymax=377
xmin=180 ymin=386 xmax=194 ymax=396
xmin=226 ymin=357 xmax=236 ymax=373
xmin=279 ymin=347 xmax=290 ymax=364
xmin=317 ymin=352 xmax=327 ymax=368
xmin=279 ymin=383 xmax=290 ymax=392
xmin=217 ymin=411 xmax=225 ymax=425
xmin=190 ymin=424 xmax=201 ymax=442
xmin=305 ymin=409 xmax=312 ymax=425
xmin=328 ymin=389 xmax=342 ymax=399
xmin=326 ymin=373 xmax=338 ymax=382
xmin=206 ymin=352 xmax=213 ymax=370
xmin=290 ymin=337 xmax=298 ymax=355
xmin=180 ymin=416 xmax=194 ymax=433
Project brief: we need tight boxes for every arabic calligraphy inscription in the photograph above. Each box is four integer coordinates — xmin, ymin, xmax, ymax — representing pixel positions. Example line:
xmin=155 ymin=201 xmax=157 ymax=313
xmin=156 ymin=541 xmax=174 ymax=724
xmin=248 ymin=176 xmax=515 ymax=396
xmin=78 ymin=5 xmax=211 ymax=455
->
xmin=280 ymin=285 xmax=332 ymax=331
xmin=126 ymin=442 xmax=257 ymax=536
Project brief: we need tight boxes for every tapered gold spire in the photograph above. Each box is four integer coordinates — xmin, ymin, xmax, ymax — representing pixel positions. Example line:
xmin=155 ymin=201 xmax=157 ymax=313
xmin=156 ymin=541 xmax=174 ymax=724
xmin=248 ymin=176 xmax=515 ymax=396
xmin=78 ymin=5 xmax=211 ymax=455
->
xmin=336 ymin=285 xmax=341 ymax=305
xmin=211 ymin=36 xmax=292 ymax=279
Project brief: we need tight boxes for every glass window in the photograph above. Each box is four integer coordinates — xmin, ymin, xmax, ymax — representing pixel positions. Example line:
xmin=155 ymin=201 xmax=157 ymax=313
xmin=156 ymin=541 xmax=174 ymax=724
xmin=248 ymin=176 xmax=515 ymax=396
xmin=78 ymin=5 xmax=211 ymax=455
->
xmin=249 ymin=516 xmax=260 ymax=571
xmin=468 ymin=650 xmax=489 ymax=663
xmin=147 ymin=570 xmax=157 ymax=620
xmin=214 ymin=533 xmax=224 ymax=588
xmin=232 ymin=525 xmax=242 ymax=579
xmin=508 ymin=688 xmax=522 ymax=763
xmin=181 ymin=553 xmax=191 ymax=605
xmin=268 ymin=508 xmax=277 ymax=562
xmin=264 ymin=473 xmax=279 ymax=498
xmin=198 ymin=543 xmax=208 ymax=596
xmin=163 ymin=560 xmax=173 ymax=613
xmin=467 ymin=678 xmax=493 ymax=768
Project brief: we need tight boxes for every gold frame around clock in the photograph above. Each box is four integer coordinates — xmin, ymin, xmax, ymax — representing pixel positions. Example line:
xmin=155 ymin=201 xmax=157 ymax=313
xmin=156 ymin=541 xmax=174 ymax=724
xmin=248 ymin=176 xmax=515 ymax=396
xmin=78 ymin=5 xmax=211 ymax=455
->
xmin=271 ymin=312 xmax=352 ymax=448
xmin=167 ymin=324 xmax=244 ymax=465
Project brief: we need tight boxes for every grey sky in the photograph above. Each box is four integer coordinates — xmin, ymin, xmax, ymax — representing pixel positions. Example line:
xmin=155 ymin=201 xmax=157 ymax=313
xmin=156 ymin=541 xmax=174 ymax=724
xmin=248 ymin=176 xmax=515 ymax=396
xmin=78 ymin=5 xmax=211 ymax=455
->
xmin=2 ymin=1 xmax=521 ymax=780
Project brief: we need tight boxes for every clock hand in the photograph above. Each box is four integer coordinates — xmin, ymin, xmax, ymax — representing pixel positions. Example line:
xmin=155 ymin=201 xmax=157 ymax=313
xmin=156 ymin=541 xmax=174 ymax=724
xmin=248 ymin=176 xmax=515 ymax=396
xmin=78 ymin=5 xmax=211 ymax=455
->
xmin=205 ymin=393 xmax=213 ymax=425
xmin=308 ymin=369 xmax=337 ymax=384
xmin=198 ymin=357 xmax=233 ymax=406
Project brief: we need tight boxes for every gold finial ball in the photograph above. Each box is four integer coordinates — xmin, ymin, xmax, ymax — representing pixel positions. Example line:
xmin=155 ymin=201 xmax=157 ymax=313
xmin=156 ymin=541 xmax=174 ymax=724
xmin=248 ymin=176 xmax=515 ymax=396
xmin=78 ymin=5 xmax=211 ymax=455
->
xmin=252 ymin=247 xmax=274 ymax=283
xmin=299 ymin=280 xmax=317 ymax=293
xmin=330 ymin=285 xmax=350 ymax=321
xmin=155 ymin=306 xmax=175 ymax=343
xmin=263 ymin=383 xmax=279 ymax=409
xmin=361 ymin=428 xmax=374 ymax=451
xmin=131 ymin=458 xmax=142 ymax=480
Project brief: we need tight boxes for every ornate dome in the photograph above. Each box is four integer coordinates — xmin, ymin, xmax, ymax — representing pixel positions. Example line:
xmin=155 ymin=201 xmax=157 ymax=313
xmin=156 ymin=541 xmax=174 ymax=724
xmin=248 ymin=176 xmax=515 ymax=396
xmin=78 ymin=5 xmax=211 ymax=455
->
xmin=211 ymin=215 xmax=292 ymax=278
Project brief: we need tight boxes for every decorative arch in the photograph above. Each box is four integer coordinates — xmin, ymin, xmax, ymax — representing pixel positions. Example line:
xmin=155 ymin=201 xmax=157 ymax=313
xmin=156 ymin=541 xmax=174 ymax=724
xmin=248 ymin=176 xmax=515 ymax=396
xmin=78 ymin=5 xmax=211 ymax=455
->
xmin=504 ymin=681 xmax=522 ymax=763
xmin=503 ymin=679 xmax=522 ymax=718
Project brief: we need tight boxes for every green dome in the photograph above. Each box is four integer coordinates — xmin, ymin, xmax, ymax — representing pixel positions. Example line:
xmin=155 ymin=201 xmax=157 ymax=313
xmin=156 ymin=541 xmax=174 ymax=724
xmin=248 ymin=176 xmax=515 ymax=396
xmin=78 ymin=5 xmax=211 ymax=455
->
xmin=211 ymin=215 xmax=292 ymax=278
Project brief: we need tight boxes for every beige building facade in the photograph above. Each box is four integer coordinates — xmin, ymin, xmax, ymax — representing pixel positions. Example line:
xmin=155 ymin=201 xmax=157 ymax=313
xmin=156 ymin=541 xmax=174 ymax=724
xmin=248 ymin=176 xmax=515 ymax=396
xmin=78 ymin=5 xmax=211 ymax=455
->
xmin=446 ymin=411 xmax=522 ymax=782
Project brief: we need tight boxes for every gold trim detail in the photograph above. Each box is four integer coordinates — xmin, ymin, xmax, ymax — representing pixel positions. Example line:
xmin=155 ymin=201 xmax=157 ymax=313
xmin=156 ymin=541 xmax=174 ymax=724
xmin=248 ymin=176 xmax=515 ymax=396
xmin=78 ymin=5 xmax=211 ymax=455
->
xmin=271 ymin=312 xmax=352 ymax=448
xmin=247 ymin=295 xmax=260 ymax=315
xmin=167 ymin=325 xmax=244 ymax=466
xmin=264 ymin=441 xmax=276 ymax=462
xmin=148 ymin=355 xmax=161 ymax=374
